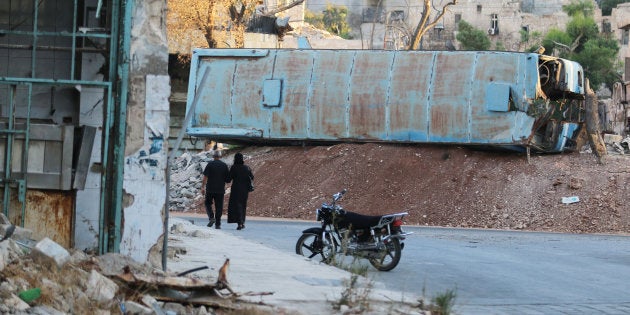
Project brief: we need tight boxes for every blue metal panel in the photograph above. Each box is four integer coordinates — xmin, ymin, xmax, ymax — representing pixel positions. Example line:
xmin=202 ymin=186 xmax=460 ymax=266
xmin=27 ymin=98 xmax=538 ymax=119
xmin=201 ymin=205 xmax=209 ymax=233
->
xmin=193 ymin=62 xmax=236 ymax=128
xmin=486 ymin=83 xmax=511 ymax=112
xmin=348 ymin=50 xmax=394 ymax=140
xmin=388 ymin=51 xmax=434 ymax=142
xmin=270 ymin=50 xmax=313 ymax=139
xmin=262 ymin=79 xmax=282 ymax=106
xmin=471 ymin=52 xmax=525 ymax=143
xmin=428 ymin=51 xmax=475 ymax=142
xmin=309 ymin=50 xmax=354 ymax=139
xmin=553 ymin=122 xmax=581 ymax=152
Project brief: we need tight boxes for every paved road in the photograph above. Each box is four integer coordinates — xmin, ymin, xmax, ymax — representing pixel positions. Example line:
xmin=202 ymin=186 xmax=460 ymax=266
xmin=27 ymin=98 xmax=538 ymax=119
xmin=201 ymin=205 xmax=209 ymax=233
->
xmin=180 ymin=216 xmax=630 ymax=314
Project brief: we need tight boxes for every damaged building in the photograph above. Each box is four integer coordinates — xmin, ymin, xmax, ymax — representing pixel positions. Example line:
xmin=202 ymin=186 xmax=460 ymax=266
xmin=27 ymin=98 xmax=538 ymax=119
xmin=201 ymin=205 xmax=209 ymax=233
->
xmin=2 ymin=0 xmax=628 ymax=270
xmin=0 ymin=0 xmax=170 ymax=262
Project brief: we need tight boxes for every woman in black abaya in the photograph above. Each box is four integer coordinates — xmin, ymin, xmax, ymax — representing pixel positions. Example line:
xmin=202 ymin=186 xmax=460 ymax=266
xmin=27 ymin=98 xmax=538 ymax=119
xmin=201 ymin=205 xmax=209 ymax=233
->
xmin=227 ymin=152 xmax=253 ymax=230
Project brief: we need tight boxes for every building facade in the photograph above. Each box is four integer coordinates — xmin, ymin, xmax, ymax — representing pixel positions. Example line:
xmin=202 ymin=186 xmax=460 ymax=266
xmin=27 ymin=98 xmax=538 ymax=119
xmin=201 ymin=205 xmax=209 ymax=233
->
xmin=0 ymin=0 xmax=170 ymax=264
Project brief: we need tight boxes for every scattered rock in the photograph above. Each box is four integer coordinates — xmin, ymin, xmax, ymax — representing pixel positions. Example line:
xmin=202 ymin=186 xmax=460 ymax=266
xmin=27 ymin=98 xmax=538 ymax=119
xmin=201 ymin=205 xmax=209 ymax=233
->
xmin=85 ymin=269 xmax=118 ymax=304
xmin=31 ymin=237 xmax=70 ymax=269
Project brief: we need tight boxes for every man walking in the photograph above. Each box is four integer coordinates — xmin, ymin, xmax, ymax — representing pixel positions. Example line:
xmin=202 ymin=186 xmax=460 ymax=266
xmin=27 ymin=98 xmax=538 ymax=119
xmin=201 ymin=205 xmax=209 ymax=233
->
xmin=201 ymin=149 xmax=230 ymax=228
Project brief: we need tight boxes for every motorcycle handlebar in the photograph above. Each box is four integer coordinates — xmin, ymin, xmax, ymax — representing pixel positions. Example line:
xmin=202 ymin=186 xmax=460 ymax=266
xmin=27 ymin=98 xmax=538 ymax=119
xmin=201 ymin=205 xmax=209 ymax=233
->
xmin=333 ymin=189 xmax=347 ymax=202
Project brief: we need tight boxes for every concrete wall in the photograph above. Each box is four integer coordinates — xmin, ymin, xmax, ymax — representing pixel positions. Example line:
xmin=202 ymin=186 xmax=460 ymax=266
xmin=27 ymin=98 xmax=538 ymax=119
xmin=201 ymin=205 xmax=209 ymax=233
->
xmin=120 ymin=0 xmax=170 ymax=263
xmin=610 ymin=3 xmax=630 ymax=80
xmin=305 ymin=0 xmax=592 ymax=52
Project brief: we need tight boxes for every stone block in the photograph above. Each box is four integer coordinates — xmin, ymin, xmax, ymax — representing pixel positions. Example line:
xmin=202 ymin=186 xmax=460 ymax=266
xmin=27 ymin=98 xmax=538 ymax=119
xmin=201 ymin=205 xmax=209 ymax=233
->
xmin=31 ymin=237 xmax=71 ymax=269
xmin=124 ymin=301 xmax=153 ymax=314
xmin=85 ymin=269 xmax=119 ymax=304
xmin=0 ymin=242 xmax=10 ymax=271
xmin=0 ymin=225 xmax=33 ymax=241
xmin=0 ymin=213 xmax=9 ymax=224
xmin=5 ymin=294 xmax=30 ymax=311
xmin=603 ymin=134 xmax=623 ymax=144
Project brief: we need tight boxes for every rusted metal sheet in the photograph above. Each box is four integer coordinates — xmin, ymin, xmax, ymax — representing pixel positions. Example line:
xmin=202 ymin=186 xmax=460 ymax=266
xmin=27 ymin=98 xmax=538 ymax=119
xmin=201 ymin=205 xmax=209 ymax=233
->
xmin=8 ymin=189 xmax=73 ymax=248
xmin=187 ymin=48 xmax=585 ymax=152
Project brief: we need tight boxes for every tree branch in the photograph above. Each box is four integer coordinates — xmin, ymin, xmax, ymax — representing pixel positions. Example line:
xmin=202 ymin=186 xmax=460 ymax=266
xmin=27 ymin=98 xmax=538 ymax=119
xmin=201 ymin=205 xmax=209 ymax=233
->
xmin=410 ymin=0 xmax=457 ymax=50
xmin=264 ymin=0 xmax=305 ymax=16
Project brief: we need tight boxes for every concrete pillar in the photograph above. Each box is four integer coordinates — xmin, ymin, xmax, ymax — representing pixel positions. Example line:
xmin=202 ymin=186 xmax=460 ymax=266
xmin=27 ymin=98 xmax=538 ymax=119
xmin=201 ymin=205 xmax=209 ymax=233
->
xmin=120 ymin=0 xmax=171 ymax=262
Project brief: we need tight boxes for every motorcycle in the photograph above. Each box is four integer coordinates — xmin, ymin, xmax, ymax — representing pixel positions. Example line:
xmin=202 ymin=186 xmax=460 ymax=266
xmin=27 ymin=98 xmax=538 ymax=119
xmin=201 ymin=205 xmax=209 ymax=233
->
xmin=295 ymin=189 xmax=412 ymax=271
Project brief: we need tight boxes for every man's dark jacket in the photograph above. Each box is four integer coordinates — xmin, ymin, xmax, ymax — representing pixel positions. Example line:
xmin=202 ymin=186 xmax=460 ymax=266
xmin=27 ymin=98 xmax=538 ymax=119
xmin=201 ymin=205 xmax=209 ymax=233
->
xmin=203 ymin=160 xmax=230 ymax=193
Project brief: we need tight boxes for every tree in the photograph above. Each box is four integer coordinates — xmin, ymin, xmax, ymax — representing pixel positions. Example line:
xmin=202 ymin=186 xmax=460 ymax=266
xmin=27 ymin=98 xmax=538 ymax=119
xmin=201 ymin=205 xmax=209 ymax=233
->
xmin=520 ymin=29 xmax=543 ymax=52
xmin=571 ymin=38 xmax=621 ymax=90
xmin=168 ymin=0 xmax=304 ymax=52
xmin=409 ymin=0 xmax=458 ymax=50
xmin=305 ymin=4 xmax=353 ymax=39
xmin=455 ymin=20 xmax=491 ymax=50
xmin=541 ymin=0 xmax=620 ymax=89
xmin=167 ymin=0 xmax=251 ymax=50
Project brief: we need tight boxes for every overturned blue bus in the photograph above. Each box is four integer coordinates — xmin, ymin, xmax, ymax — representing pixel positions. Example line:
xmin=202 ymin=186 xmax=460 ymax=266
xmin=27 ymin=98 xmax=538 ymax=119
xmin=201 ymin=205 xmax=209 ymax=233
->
xmin=185 ymin=48 xmax=585 ymax=153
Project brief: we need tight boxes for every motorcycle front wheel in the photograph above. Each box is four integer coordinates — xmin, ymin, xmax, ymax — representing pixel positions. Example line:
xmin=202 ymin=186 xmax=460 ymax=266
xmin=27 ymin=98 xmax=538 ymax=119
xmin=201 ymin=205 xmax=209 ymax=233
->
xmin=295 ymin=232 xmax=336 ymax=263
xmin=369 ymin=238 xmax=402 ymax=271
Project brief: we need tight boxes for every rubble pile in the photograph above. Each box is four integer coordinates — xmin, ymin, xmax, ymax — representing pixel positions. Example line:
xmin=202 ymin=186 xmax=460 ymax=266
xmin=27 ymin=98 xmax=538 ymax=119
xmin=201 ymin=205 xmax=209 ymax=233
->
xmin=169 ymin=151 xmax=212 ymax=212
xmin=0 ymin=215 xmax=257 ymax=315
xmin=605 ymin=135 xmax=630 ymax=155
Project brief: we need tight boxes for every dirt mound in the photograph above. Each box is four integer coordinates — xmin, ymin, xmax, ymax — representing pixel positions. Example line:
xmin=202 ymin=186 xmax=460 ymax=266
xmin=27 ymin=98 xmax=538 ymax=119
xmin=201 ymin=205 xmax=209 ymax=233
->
xmin=185 ymin=143 xmax=630 ymax=234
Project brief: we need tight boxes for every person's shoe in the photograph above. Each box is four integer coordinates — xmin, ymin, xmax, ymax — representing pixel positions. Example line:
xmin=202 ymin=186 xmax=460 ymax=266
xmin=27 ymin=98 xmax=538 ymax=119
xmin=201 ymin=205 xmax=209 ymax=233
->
xmin=207 ymin=219 xmax=215 ymax=227
xmin=236 ymin=224 xmax=242 ymax=230
xmin=215 ymin=225 xmax=221 ymax=229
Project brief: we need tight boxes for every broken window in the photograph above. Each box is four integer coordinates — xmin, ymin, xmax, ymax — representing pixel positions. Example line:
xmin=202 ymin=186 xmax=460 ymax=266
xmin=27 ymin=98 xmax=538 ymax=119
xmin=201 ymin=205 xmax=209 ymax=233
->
xmin=434 ymin=23 xmax=444 ymax=39
xmin=602 ymin=20 xmax=611 ymax=33
xmin=477 ymin=5 xmax=482 ymax=13
xmin=623 ymin=29 xmax=629 ymax=45
xmin=362 ymin=7 xmax=383 ymax=23
xmin=489 ymin=14 xmax=499 ymax=35
xmin=389 ymin=10 xmax=405 ymax=22
xmin=455 ymin=13 xmax=461 ymax=24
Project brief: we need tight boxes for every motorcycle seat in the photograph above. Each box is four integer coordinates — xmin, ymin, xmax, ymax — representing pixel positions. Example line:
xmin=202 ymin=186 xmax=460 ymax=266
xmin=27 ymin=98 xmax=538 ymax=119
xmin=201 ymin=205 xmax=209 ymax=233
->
xmin=339 ymin=211 xmax=383 ymax=229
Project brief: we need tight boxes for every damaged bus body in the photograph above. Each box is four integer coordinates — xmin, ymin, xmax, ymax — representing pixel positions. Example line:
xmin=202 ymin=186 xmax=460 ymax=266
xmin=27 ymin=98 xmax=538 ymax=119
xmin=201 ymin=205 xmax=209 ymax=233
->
xmin=186 ymin=48 xmax=585 ymax=153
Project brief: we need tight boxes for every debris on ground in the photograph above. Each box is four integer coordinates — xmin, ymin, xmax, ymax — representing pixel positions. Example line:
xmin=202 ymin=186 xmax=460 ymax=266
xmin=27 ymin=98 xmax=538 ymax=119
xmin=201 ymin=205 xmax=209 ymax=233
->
xmin=0 ymin=218 xmax=274 ymax=314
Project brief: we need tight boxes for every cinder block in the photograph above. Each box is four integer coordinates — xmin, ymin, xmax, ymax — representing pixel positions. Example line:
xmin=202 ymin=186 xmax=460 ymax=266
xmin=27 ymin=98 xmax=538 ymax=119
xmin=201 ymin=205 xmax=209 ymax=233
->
xmin=603 ymin=134 xmax=623 ymax=144
xmin=85 ymin=269 xmax=119 ymax=303
xmin=0 ymin=224 xmax=33 ymax=241
xmin=31 ymin=237 xmax=70 ymax=268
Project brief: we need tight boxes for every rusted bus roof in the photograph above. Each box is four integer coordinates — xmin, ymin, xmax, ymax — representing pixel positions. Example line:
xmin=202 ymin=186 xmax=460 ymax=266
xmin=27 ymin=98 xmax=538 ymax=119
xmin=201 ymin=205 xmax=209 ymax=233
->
xmin=186 ymin=49 xmax=582 ymax=151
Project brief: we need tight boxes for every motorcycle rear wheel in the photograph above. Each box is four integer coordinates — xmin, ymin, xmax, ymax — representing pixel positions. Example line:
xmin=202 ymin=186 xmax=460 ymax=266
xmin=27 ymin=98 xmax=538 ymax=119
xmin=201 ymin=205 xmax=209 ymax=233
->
xmin=369 ymin=238 xmax=402 ymax=271
xmin=295 ymin=232 xmax=336 ymax=263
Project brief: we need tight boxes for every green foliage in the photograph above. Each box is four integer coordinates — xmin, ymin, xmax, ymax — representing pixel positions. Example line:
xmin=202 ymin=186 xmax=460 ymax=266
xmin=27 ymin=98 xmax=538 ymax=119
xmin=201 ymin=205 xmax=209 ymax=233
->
xmin=305 ymin=4 xmax=353 ymax=39
xmin=541 ymin=0 xmax=621 ymax=89
xmin=417 ymin=287 xmax=458 ymax=315
xmin=304 ymin=10 xmax=325 ymax=29
xmin=542 ymin=28 xmax=573 ymax=53
xmin=456 ymin=20 xmax=491 ymax=50
xmin=494 ymin=41 xmax=506 ymax=51
xmin=520 ymin=29 xmax=531 ymax=43
xmin=600 ymin=0 xmax=630 ymax=15
xmin=562 ymin=0 xmax=594 ymax=17
xmin=565 ymin=14 xmax=599 ymax=48
xmin=571 ymin=37 xmax=621 ymax=89
xmin=333 ymin=274 xmax=373 ymax=312
xmin=521 ymin=29 xmax=543 ymax=52
xmin=429 ymin=289 xmax=457 ymax=315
